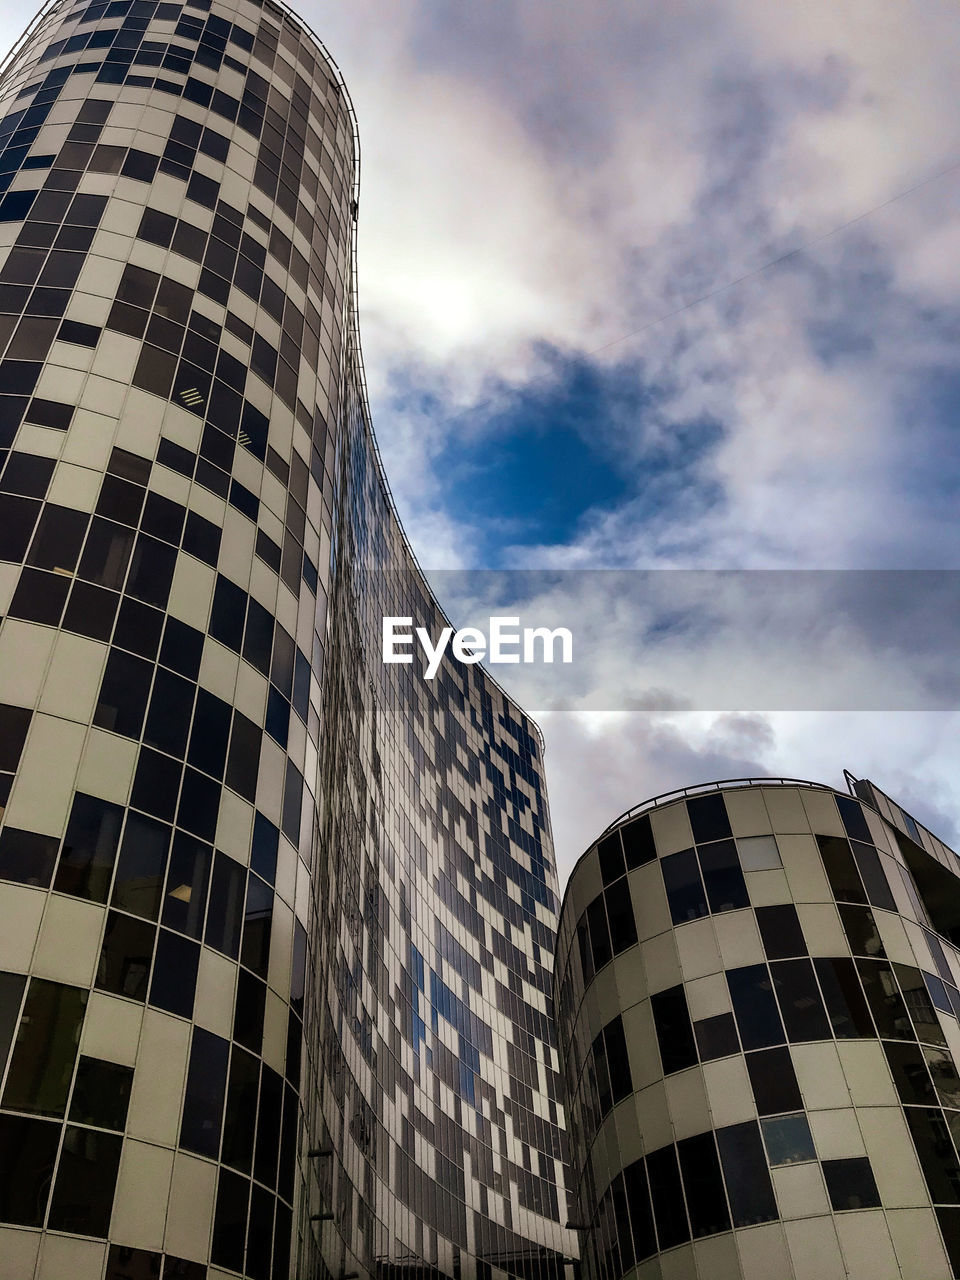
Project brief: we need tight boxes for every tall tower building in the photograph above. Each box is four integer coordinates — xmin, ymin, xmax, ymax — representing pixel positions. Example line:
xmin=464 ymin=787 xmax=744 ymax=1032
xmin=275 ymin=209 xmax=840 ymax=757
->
xmin=0 ymin=4 xmax=574 ymax=1280
xmin=555 ymin=776 xmax=960 ymax=1280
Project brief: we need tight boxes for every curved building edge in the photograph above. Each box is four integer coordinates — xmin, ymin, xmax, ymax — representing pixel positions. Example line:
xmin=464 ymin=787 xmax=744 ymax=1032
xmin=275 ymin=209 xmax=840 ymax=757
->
xmin=555 ymin=774 xmax=960 ymax=1280
xmin=0 ymin=3 xmax=572 ymax=1280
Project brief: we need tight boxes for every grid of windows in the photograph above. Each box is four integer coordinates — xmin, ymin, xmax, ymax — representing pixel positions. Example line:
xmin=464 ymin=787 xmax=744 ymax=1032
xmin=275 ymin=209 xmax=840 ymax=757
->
xmin=557 ymin=781 xmax=960 ymax=1280
xmin=0 ymin=2 xmax=572 ymax=1278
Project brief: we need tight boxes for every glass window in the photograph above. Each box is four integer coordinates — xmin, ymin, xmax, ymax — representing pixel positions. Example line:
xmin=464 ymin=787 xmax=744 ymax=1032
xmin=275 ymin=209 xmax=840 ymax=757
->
xmin=697 ymin=838 xmax=749 ymax=913
xmin=836 ymin=795 xmax=873 ymax=843
xmin=0 ymin=827 xmax=59 ymax=888
xmin=48 ymin=1124 xmax=123 ymax=1235
xmin=78 ymin=517 xmax=134 ymax=590
xmin=105 ymin=1245 xmax=164 ymax=1278
xmin=112 ymin=813 xmax=171 ymax=920
xmin=114 ymin=599 xmax=164 ymax=661
xmin=756 ymin=904 xmax=807 ymax=959
xmin=2 ymin=978 xmax=87 ymax=1116
xmin=849 ymin=840 xmax=896 ymax=911
xmin=250 ymin=812 xmax=278 ymax=884
xmin=839 ymin=903 xmax=885 ymax=957
xmin=678 ymin=1131 xmax=730 ymax=1238
xmin=205 ymin=852 xmax=245 ymax=959
xmin=646 ymin=1145 xmax=689 ymax=1249
xmin=651 ymin=985 xmax=698 ymax=1075
xmin=727 ymin=964 xmax=785 ymax=1049
xmin=597 ymin=831 xmax=625 ymax=886
xmin=180 ymin=1027 xmax=229 ymax=1157
xmin=814 ymin=956 xmax=875 ymax=1038
xmin=68 ymin=1056 xmax=133 ymax=1130
xmin=716 ymin=1120 xmax=778 ymax=1226
xmin=661 ymin=848 xmax=708 ymax=925
xmin=603 ymin=1014 xmax=633 ymax=1105
xmin=149 ymin=930 xmax=200 ymax=1020
xmin=936 ymin=1208 xmax=960 ymax=1279
xmin=226 ymin=710 xmax=262 ymax=803
xmin=857 ymin=958 xmax=914 ymax=1040
xmin=585 ymin=895 xmax=612 ymax=971
xmin=760 ymin=1112 xmax=817 ymax=1166
xmin=241 ymin=873 xmax=273 ymax=979
xmin=177 ymin=767 xmax=220 ymax=842
xmin=130 ymin=748 xmax=183 ymax=823
xmin=162 ymin=834 xmax=212 ymax=940
xmin=621 ymin=813 xmax=656 ymax=868
xmin=925 ymin=1048 xmax=960 ymax=1109
xmin=0 ymin=972 xmax=26 ymax=1078
xmin=233 ymin=968 xmax=265 ymax=1054
xmin=822 ymin=1156 xmax=881 ymax=1211
xmin=693 ymin=1012 xmax=739 ymax=1062
xmin=817 ymin=834 xmax=866 ymax=904
xmin=770 ymin=959 xmax=831 ymax=1042
xmin=622 ymin=1158 xmax=656 ymax=1262
xmin=907 ymin=1108 xmax=960 ymax=1204
xmin=0 ymin=1114 xmax=60 ymax=1225
xmin=8 ymin=567 xmax=70 ymax=625
xmin=687 ymin=793 xmax=732 ymax=843
xmin=188 ymin=689 xmax=231 ymax=779
xmin=895 ymin=962 xmax=948 ymax=1046
xmin=54 ymin=793 xmax=124 ymax=902
xmin=211 ymin=1167 xmax=248 ymax=1271
xmin=143 ymin=667 xmax=195 ymax=757
xmin=883 ymin=1040 xmax=935 ymax=1104
xmin=222 ymin=1045 xmax=259 ymax=1174
xmin=745 ymin=1046 xmax=803 ymax=1116
xmin=26 ymin=504 xmax=88 ymax=573
xmin=96 ymin=911 xmax=155 ymax=1001
xmin=254 ymin=1063 xmax=283 ymax=1187
xmin=604 ymin=884 xmax=637 ymax=955
xmin=0 ymin=704 xmax=30 ymax=772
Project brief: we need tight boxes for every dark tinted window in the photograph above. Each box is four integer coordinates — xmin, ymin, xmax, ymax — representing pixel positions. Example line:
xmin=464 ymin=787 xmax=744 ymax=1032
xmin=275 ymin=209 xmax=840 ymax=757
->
xmin=906 ymin=1108 xmax=960 ymax=1204
xmin=745 ymin=1046 xmax=803 ymax=1115
xmin=69 ymin=1056 xmax=133 ymax=1130
xmin=222 ymin=1045 xmax=259 ymax=1174
xmin=678 ymin=1131 xmax=730 ymax=1238
xmin=96 ymin=911 xmax=155 ymax=1001
xmin=839 ymin=903 xmax=885 ymax=957
xmin=149 ymin=930 xmax=200 ymax=1019
xmin=162 ymin=834 xmax=212 ymax=940
xmin=697 ymin=838 xmax=748 ymax=913
xmin=0 ymin=1114 xmax=59 ymax=1225
xmin=205 ymin=852 xmax=245 ymax=958
xmin=856 ymin=958 xmax=913 ymax=1040
xmin=727 ymin=964 xmax=785 ymax=1049
xmin=54 ymin=793 xmax=124 ymax=902
xmin=814 ymin=956 xmax=874 ymax=1038
xmin=180 ymin=1027 xmax=229 ymax=1157
xmin=651 ymin=985 xmax=697 ymax=1075
xmin=895 ymin=962 xmax=947 ymax=1046
xmin=883 ymin=1041 xmax=935 ymax=1104
xmin=48 ymin=1124 xmax=123 ymax=1234
xmin=604 ymin=884 xmax=637 ymax=954
xmin=586 ymin=895 xmax=611 ymax=971
xmin=0 ymin=827 xmax=58 ymax=888
xmin=836 ymin=795 xmax=872 ymax=842
xmin=849 ymin=840 xmax=896 ymax=911
xmin=622 ymin=1159 xmax=656 ymax=1262
xmin=817 ymin=834 xmax=866 ymax=904
xmin=717 ymin=1122 xmax=779 ymax=1226
xmin=661 ymin=848 xmax=707 ymax=925
xmin=770 ymin=959 xmax=831 ymax=1042
xmin=621 ymin=813 xmax=656 ymax=868
xmin=756 ymin=904 xmax=807 ymax=960
xmin=647 ymin=1145 xmax=689 ymax=1249
xmin=822 ymin=1156 xmax=881 ymax=1211
xmin=112 ymin=813 xmax=170 ymax=920
xmin=2 ymin=979 xmax=86 ymax=1116
xmin=0 ymin=704 xmax=30 ymax=772
xmin=597 ymin=831 xmax=625 ymax=886
xmin=693 ymin=1012 xmax=739 ymax=1061
xmin=687 ymin=793 xmax=732 ymax=843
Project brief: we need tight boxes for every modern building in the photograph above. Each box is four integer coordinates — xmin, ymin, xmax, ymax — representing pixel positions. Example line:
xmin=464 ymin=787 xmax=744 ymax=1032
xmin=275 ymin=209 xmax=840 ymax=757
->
xmin=0 ymin=3 xmax=574 ymax=1279
xmin=555 ymin=775 xmax=960 ymax=1280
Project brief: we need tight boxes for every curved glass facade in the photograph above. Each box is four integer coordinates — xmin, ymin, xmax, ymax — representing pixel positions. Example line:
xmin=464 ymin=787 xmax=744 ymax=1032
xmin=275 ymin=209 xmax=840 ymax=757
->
xmin=0 ymin=3 xmax=573 ymax=1278
xmin=556 ymin=777 xmax=960 ymax=1280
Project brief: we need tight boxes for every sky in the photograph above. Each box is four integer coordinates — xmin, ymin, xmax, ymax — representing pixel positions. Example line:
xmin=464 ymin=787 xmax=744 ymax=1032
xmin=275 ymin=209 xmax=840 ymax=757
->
xmin=3 ymin=1 xmax=959 ymax=882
